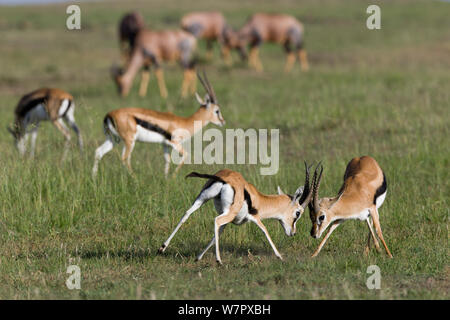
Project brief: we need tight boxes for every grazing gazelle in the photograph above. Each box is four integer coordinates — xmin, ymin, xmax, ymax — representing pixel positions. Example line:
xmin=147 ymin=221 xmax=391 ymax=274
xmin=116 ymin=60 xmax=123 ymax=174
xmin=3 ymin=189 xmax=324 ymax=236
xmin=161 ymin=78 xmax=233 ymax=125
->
xmin=118 ymin=11 xmax=145 ymax=65
xmin=158 ymin=163 xmax=318 ymax=265
xmin=112 ymin=28 xmax=197 ymax=99
xmin=181 ymin=11 xmax=240 ymax=65
xmin=237 ymin=13 xmax=309 ymax=72
xmin=93 ymin=72 xmax=224 ymax=177
xmin=309 ymin=156 xmax=393 ymax=258
xmin=7 ymin=88 xmax=83 ymax=159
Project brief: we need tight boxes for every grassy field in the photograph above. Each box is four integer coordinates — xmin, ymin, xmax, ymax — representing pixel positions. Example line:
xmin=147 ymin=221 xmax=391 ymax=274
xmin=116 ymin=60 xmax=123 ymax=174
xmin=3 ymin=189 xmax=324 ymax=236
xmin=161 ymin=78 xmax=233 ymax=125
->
xmin=0 ymin=0 xmax=448 ymax=299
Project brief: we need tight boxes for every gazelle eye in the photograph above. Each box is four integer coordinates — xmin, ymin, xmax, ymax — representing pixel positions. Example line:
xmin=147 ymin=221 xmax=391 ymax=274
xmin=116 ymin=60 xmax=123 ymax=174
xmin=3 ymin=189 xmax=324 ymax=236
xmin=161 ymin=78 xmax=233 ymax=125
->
xmin=296 ymin=210 xmax=301 ymax=218
xmin=319 ymin=215 xmax=325 ymax=222
xmin=215 ymin=110 xmax=220 ymax=114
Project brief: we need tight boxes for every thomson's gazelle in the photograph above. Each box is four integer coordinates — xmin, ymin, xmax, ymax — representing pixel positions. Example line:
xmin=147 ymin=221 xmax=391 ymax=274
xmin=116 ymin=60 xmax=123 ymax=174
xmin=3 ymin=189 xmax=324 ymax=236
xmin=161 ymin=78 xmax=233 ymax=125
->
xmin=92 ymin=72 xmax=224 ymax=177
xmin=8 ymin=88 xmax=83 ymax=159
xmin=309 ymin=156 xmax=393 ymax=258
xmin=158 ymin=163 xmax=317 ymax=265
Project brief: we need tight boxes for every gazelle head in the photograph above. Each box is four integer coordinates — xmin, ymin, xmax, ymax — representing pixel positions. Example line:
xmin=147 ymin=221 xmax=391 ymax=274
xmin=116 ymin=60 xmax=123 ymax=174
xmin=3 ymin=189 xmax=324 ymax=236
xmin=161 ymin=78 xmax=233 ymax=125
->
xmin=276 ymin=162 xmax=314 ymax=236
xmin=110 ymin=64 xmax=129 ymax=97
xmin=222 ymin=27 xmax=248 ymax=61
xmin=195 ymin=71 xmax=225 ymax=127
xmin=309 ymin=163 xmax=338 ymax=239
xmin=7 ymin=121 xmax=26 ymax=154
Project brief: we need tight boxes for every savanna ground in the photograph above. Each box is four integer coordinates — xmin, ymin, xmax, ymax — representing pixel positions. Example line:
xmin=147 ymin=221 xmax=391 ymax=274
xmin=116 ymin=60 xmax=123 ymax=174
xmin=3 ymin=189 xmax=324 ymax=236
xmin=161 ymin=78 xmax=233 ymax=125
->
xmin=0 ymin=0 xmax=448 ymax=299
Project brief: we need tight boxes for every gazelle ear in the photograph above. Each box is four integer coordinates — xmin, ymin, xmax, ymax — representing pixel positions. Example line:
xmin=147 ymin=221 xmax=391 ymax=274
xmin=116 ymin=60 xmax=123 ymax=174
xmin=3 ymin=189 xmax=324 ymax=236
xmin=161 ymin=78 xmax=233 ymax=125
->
xmin=277 ymin=186 xmax=286 ymax=195
xmin=292 ymin=186 xmax=304 ymax=203
xmin=195 ymin=92 xmax=205 ymax=105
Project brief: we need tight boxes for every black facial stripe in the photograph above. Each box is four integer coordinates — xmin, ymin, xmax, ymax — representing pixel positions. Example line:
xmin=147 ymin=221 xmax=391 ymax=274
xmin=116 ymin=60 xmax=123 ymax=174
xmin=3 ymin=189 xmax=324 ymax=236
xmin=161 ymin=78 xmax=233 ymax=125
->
xmin=373 ymin=172 xmax=387 ymax=204
xmin=134 ymin=117 xmax=172 ymax=140
xmin=244 ymin=188 xmax=258 ymax=214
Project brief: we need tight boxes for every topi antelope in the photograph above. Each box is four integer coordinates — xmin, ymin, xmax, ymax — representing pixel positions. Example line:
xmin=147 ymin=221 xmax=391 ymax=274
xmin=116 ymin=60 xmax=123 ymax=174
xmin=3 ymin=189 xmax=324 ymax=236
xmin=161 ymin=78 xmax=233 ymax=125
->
xmin=309 ymin=156 xmax=393 ymax=258
xmin=93 ymin=72 xmax=224 ymax=178
xmin=181 ymin=11 xmax=244 ymax=65
xmin=236 ymin=13 xmax=309 ymax=72
xmin=158 ymin=163 xmax=317 ymax=265
xmin=7 ymin=88 xmax=83 ymax=159
xmin=111 ymin=28 xmax=197 ymax=99
xmin=118 ymin=11 xmax=145 ymax=65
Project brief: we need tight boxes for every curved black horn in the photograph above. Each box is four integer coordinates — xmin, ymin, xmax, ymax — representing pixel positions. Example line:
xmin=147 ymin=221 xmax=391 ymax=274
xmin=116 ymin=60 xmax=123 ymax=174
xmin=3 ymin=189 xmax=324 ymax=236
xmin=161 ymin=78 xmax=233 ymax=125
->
xmin=299 ymin=161 xmax=314 ymax=208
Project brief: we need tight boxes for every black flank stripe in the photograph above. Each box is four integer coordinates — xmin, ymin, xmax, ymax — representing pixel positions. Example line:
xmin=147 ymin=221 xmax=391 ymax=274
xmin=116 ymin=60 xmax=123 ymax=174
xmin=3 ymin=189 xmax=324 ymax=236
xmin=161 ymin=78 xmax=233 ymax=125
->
xmin=134 ymin=117 xmax=172 ymax=140
xmin=244 ymin=188 xmax=258 ymax=214
xmin=373 ymin=172 xmax=387 ymax=205
xmin=17 ymin=97 xmax=47 ymax=118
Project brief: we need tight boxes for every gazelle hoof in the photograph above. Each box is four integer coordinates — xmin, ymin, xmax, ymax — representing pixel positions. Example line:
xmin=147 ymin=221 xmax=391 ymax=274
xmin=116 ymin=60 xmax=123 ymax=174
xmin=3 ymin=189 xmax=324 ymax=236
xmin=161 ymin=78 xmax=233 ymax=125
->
xmin=157 ymin=245 xmax=166 ymax=254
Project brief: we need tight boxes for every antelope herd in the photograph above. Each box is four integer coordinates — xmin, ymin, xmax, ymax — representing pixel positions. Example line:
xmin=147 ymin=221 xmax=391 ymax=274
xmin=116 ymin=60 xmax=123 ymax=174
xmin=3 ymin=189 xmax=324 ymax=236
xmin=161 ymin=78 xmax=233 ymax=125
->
xmin=6 ymin=10 xmax=393 ymax=264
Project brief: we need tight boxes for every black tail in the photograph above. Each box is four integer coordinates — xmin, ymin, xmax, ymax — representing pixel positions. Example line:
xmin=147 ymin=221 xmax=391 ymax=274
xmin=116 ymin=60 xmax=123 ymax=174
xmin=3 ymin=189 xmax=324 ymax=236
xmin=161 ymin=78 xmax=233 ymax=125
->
xmin=103 ymin=115 xmax=121 ymax=143
xmin=186 ymin=172 xmax=225 ymax=183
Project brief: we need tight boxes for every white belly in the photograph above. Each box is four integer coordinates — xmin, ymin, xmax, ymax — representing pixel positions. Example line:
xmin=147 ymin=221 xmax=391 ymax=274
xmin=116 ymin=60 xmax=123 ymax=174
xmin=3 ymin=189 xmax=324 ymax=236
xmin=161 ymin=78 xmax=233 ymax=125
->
xmin=135 ymin=125 xmax=166 ymax=143
xmin=232 ymin=202 xmax=250 ymax=225
xmin=25 ymin=103 xmax=49 ymax=124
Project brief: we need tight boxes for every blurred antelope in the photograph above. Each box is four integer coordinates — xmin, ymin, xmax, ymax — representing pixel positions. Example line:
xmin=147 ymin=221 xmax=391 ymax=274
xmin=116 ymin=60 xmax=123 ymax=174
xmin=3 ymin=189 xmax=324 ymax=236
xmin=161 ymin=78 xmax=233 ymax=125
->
xmin=7 ymin=88 xmax=83 ymax=159
xmin=158 ymin=163 xmax=317 ymax=265
xmin=309 ymin=156 xmax=393 ymax=258
xmin=111 ymin=28 xmax=197 ymax=99
xmin=93 ymin=72 xmax=224 ymax=178
xmin=118 ymin=11 xmax=145 ymax=65
xmin=181 ymin=11 xmax=241 ymax=65
xmin=237 ymin=13 xmax=309 ymax=72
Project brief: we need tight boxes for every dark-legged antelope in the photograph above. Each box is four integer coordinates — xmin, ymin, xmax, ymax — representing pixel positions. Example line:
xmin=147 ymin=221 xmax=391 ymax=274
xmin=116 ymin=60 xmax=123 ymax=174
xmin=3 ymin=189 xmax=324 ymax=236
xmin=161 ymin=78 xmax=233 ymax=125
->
xmin=309 ymin=156 xmax=393 ymax=258
xmin=181 ymin=11 xmax=240 ymax=65
xmin=112 ymin=28 xmax=197 ymax=99
xmin=158 ymin=163 xmax=316 ymax=265
xmin=7 ymin=88 xmax=83 ymax=159
xmin=93 ymin=72 xmax=224 ymax=178
xmin=237 ymin=13 xmax=309 ymax=72
xmin=118 ymin=11 xmax=145 ymax=65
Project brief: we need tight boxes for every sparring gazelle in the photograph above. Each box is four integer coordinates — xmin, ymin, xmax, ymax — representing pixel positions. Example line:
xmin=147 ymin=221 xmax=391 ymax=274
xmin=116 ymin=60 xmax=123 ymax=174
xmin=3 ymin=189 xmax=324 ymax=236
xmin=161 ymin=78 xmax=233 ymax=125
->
xmin=236 ymin=13 xmax=309 ymax=72
xmin=112 ymin=28 xmax=197 ymax=99
xmin=158 ymin=163 xmax=318 ymax=265
xmin=92 ymin=72 xmax=224 ymax=178
xmin=7 ymin=88 xmax=83 ymax=159
xmin=309 ymin=156 xmax=393 ymax=258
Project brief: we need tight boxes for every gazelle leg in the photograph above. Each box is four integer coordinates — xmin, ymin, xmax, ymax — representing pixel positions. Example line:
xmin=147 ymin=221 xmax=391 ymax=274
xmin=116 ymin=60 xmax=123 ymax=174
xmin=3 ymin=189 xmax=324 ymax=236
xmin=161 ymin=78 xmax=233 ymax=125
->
xmin=155 ymin=68 xmax=168 ymax=99
xmin=284 ymin=52 xmax=296 ymax=73
xmin=196 ymin=224 xmax=226 ymax=261
xmin=163 ymin=144 xmax=171 ymax=177
xmin=298 ymin=48 xmax=309 ymax=71
xmin=249 ymin=47 xmax=263 ymax=72
xmin=371 ymin=208 xmax=393 ymax=258
xmin=253 ymin=217 xmax=283 ymax=260
xmin=205 ymin=40 xmax=213 ymax=60
xmin=214 ymin=212 xmax=236 ymax=265
xmin=29 ymin=127 xmax=38 ymax=158
xmin=53 ymin=119 xmax=72 ymax=162
xmin=221 ymin=46 xmax=232 ymax=66
xmin=138 ymin=69 xmax=150 ymax=97
xmin=188 ymin=68 xmax=197 ymax=95
xmin=121 ymin=137 xmax=136 ymax=173
xmin=158 ymin=182 xmax=223 ymax=254
xmin=365 ymin=216 xmax=381 ymax=256
xmin=311 ymin=220 xmax=341 ymax=257
xmin=92 ymin=137 xmax=114 ymax=177
xmin=169 ymin=142 xmax=187 ymax=177
xmin=64 ymin=106 xmax=83 ymax=151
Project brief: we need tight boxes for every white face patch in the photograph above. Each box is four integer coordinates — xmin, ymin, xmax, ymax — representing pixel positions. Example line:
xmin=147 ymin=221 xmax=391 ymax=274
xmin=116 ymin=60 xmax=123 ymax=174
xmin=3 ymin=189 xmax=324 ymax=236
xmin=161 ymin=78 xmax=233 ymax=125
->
xmin=58 ymin=99 xmax=70 ymax=117
xmin=135 ymin=125 xmax=166 ymax=143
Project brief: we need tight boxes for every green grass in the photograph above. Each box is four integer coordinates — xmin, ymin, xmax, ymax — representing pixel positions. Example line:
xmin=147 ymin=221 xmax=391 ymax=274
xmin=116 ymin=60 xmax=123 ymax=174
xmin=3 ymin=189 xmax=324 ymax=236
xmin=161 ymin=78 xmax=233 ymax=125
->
xmin=0 ymin=0 xmax=448 ymax=299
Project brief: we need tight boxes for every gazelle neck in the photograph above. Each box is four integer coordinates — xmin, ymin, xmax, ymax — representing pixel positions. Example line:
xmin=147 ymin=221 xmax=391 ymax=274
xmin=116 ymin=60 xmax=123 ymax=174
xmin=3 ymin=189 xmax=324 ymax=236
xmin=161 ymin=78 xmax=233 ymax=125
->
xmin=183 ymin=106 xmax=211 ymax=135
xmin=255 ymin=191 xmax=291 ymax=220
